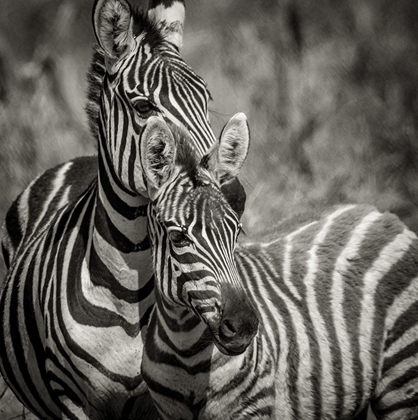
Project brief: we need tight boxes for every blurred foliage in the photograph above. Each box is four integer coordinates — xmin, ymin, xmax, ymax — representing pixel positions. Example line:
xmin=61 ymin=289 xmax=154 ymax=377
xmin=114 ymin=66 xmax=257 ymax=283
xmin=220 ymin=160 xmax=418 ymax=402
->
xmin=1 ymin=0 xmax=418 ymax=417
xmin=206 ymin=0 xmax=418 ymax=235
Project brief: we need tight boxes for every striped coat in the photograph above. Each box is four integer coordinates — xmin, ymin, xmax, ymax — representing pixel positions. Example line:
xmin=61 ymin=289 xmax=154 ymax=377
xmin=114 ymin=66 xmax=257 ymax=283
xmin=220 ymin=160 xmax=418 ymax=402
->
xmin=144 ymin=203 xmax=418 ymax=420
xmin=138 ymin=117 xmax=418 ymax=419
xmin=0 ymin=0 xmax=245 ymax=419
xmin=234 ymin=205 xmax=418 ymax=419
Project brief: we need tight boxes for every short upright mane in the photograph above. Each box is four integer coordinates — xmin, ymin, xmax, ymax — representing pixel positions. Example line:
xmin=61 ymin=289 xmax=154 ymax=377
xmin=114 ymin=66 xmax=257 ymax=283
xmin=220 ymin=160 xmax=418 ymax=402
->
xmin=85 ymin=8 xmax=165 ymax=141
xmin=170 ymin=126 xmax=231 ymax=224
xmin=171 ymin=126 xmax=201 ymax=183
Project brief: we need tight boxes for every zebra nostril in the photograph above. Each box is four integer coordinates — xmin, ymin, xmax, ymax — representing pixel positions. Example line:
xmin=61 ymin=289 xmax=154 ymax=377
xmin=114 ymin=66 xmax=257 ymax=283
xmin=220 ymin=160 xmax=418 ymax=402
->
xmin=221 ymin=318 xmax=237 ymax=338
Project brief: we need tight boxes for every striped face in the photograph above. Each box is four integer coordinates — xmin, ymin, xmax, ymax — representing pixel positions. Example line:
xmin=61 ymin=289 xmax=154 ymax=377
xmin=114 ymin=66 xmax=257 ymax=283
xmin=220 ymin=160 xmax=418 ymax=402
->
xmin=93 ymin=0 xmax=216 ymax=195
xmin=106 ymin=46 xmax=213 ymax=193
xmin=120 ymin=45 xmax=213 ymax=152
xmin=142 ymin=116 xmax=258 ymax=356
xmin=149 ymin=171 xmax=258 ymax=355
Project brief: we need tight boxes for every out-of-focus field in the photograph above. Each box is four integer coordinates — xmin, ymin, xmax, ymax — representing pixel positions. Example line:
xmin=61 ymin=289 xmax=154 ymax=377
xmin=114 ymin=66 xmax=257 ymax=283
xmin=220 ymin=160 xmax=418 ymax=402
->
xmin=0 ymin=0 xmax=417 ymax=417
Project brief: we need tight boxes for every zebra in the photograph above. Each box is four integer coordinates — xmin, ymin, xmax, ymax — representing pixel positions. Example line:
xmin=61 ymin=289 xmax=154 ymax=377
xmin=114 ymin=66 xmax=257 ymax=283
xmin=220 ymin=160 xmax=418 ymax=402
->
xmin=0 ymin=0 xmax=246 ymax=419
xmin=140 ymin=115 xmax=418 ymax=420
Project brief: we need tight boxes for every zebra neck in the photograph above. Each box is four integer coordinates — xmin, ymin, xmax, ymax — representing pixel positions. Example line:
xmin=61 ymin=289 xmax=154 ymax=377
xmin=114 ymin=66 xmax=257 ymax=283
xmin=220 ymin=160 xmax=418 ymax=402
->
xmin=144 ymin=292 xmax=261 ymax=413
xmin=89 ymin=153 xmax=154 ymax=295
xmin=154 ymin=292 xmax=216 ymax=359
xmin=153 ymin=292 xmax=260 ymax=367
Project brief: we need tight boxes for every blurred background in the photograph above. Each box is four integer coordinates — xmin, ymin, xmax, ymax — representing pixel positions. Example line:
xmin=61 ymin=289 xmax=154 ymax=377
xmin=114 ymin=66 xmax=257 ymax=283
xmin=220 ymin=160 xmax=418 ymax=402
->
xmin=1 ymin=0 xmax=418 ymax=417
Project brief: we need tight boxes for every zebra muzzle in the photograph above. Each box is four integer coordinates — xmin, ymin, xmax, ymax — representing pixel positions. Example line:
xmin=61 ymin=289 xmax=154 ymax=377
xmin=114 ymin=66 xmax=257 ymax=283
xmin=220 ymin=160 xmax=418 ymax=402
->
xmin=210 ymin=286 xmax=259 ymax=356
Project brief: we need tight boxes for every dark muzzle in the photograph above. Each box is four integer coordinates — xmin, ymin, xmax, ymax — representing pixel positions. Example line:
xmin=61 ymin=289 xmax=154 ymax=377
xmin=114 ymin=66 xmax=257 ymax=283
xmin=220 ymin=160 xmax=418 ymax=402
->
xmin=214 ymin=284 xmax=259 ymax=355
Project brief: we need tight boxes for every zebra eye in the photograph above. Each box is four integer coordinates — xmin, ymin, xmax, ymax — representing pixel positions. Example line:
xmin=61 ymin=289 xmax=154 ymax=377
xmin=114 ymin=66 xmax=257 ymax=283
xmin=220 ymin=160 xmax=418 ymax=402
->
xmin=135 ymin=99 xmax=156 ymax=117
xmin=169 ymin=230 xmax=191 ymax=247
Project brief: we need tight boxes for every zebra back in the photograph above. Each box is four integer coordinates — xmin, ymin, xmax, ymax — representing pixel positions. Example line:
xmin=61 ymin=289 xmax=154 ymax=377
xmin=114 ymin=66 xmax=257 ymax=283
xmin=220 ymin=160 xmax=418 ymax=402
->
xmin=236 ymin=205 xmax=418 ymax=419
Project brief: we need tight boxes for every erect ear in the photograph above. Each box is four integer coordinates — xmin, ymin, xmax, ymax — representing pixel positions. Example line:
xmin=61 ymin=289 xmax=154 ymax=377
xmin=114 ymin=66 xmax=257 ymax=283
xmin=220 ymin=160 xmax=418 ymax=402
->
xmin=147 ymin=0 xmax=185 ymax=50
xmin=140 ymin=117 xmax=177 ymax=199
xmin=201 ymin=113 xmax=250 ymax=185
xmin=92 ymin=0 xmax=135 ymax=72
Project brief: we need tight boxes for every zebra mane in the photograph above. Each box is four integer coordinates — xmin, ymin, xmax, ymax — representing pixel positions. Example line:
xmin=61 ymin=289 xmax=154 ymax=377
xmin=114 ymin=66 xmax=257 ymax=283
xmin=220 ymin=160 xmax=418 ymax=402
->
xmin=85 ymin=8 xmax=165 ymax=141
xmin=171 ymin=126 xmax=230 ymax=223
xmin=171 ymin=126 xmax=200 ymax=183
xmin=170 ymin=127 xmax=219 ymax=192
xmin=85 ymin=47 xmax=106 ymax=141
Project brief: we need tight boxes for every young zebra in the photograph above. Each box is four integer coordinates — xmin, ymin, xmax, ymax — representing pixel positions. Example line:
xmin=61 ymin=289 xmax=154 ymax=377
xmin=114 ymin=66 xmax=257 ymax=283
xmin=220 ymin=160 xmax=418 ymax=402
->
xmin=0 ymin=0 xmax=245 ymax=419
xmin=140 ymin=116 xmax=418 ymax=419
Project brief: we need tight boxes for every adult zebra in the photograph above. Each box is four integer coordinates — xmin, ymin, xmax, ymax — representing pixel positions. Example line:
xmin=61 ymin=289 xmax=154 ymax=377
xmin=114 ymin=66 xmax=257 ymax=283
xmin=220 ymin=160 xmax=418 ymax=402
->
xmin=0 ymin=0 xmax=245 ymax=419
xmin=140 ymin=116 xmax=418 ymax=420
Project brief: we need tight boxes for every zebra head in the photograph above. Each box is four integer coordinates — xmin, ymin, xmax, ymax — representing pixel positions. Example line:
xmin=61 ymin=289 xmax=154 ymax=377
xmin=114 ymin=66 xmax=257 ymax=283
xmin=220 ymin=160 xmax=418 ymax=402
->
xmin=91 ymin=0 xmax=219 ymax=195
xmin=141 ymin=114 xmax=259 ymax=356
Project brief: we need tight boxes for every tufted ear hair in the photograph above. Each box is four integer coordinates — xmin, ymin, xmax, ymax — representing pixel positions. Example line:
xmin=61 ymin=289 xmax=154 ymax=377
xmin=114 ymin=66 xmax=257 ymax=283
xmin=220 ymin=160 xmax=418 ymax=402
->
xmin=92 ymin=0 xmax=135 ymax=73
xmin=140 ymin=117 xmax=177 ymax=199
xmin=201 ymin=113 xmax=250 ymax=185
xmin=147 ymin=0 xmax=185 ymax=50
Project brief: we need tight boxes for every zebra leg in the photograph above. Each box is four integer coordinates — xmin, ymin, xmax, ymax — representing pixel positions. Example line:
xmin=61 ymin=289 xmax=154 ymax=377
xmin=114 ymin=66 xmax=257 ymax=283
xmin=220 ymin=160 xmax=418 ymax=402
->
xmin=57 ymin=396 xmax=92 ymax=420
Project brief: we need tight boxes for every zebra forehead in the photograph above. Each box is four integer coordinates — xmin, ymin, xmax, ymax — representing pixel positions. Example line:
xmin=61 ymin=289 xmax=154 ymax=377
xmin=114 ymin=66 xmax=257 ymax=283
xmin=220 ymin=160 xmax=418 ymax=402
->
xmin=195 ymin=188 xmax=236 ymax=229
xmin=162 ymin=129 xmax=237 ymax=226
xmin=161 ymin=178 xmax=236 ymax=229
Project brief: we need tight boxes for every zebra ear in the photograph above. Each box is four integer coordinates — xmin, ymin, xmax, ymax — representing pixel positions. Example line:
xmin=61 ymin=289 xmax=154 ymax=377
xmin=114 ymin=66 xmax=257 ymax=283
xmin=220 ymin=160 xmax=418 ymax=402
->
xmin=202 ymin=113 xmax=250 ymax=184
xmin=92 ymin=0 xmax=135 ymax=72
xmin=148 ymin=0 xmax=185 ymax=50
xmin=140 ymin=117 xmax=177 ymax=198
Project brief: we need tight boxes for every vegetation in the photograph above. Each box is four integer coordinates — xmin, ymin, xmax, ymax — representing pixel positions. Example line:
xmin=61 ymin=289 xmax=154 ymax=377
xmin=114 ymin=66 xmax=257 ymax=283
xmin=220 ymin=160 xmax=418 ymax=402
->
xmin=1 ymin=0 xmax=417 ymax=417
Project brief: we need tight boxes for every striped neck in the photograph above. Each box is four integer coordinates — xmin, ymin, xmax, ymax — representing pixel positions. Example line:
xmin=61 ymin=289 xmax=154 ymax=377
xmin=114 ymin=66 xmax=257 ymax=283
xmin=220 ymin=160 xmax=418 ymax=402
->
xmin=86 ymin=141 xmax=154 ymax=324
xmin=144 ymin=288 xmax=261 ymax=419
xmin=95 ymin=145 xmax=149 ymax=246
xmin=155 ymin=291 xmax=215 ymax=356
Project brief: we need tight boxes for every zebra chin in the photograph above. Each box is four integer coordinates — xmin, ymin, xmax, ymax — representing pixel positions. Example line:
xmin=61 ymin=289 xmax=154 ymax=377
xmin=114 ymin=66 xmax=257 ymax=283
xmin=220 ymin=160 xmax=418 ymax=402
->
xmin=212 ymin=335 xmax=255 ymax=356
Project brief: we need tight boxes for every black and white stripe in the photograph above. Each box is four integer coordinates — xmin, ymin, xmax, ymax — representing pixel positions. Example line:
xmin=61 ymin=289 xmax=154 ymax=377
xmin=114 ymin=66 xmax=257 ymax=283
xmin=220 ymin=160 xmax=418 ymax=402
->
xmin=140 ymin=119 xmax=418 ymax=419
xmin=0 ymin=1 xmax=245 ymax=419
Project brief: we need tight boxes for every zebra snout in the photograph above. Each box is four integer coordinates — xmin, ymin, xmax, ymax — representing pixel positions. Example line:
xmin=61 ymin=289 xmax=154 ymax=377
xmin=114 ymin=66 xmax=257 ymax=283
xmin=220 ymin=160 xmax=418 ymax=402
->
xmin=216 ymin=293 xmax=259 ymax=356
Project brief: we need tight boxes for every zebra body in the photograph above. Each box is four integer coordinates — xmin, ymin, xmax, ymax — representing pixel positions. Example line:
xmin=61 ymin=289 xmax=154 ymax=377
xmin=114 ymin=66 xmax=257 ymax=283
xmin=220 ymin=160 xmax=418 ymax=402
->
xmin=1 ymin=157 xmax=97 ymax=269
xmin=1 ymin=160 xmax=154 ymax=420
xmin=0 ymin=0 xmax=245 ymax=418
xmin=233 ymin=205 xmax=418 ymax=419
xmin=139 ymin=118 xmax=418 ymax=419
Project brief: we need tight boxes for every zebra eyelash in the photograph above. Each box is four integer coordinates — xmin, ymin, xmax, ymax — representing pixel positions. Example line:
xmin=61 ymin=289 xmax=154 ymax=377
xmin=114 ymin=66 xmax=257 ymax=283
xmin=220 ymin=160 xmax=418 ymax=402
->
xmin=167 ymin=225 xmax=192 ymax=247
xmin=134 ymin=98 xmax=159 ymax=117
